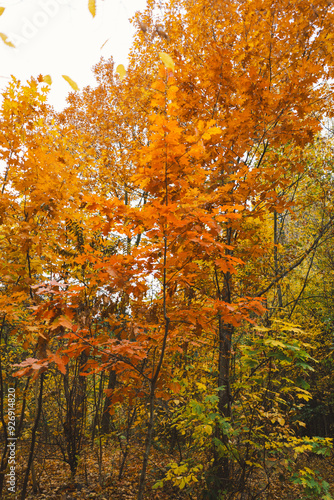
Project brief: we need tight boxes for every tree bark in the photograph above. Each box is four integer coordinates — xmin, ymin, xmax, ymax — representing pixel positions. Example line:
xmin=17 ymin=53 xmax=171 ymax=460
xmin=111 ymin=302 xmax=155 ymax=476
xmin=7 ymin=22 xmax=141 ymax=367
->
xmin=101 ymin=370 xmax=116 ymax=435
xmin=0 ymin=316 xmax=9 ymax=496
xmin=20 ymin=373 xmax=44 ymax=500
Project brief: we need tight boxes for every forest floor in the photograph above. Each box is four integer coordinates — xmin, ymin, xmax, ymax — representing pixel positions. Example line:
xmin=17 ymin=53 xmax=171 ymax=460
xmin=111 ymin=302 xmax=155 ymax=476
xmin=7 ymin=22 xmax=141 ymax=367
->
xmin=9 ymin=441 xmax=334 ymax=500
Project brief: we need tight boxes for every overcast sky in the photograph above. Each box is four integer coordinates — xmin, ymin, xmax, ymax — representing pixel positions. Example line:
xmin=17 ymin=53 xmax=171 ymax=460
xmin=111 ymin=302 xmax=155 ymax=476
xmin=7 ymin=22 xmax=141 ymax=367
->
xmin=0 ymin=0 xmax=147 ymax=109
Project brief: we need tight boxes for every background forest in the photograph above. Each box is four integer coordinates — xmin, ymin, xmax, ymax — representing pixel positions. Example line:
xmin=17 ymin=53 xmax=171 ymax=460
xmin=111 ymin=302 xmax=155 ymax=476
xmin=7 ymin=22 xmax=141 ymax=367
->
xmin=1 ymin=0 xmax=334 ymax=499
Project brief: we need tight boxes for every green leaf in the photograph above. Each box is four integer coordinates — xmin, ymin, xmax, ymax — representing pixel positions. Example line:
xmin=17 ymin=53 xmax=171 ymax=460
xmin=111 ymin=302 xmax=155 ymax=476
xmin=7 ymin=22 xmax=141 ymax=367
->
xmin=190 ymin=401 xmax=203 ymax=414
xmin=152 ymin=480 xmax=164 ymax=489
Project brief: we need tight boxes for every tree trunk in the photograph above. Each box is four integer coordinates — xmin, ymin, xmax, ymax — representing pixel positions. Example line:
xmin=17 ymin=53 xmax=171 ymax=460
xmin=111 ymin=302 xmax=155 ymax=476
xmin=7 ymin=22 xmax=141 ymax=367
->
xmin=137 ymin=384 xmax=155 ymax=500
xmin=214 ymin=315 xmax=233 ymax=493
xmin=0 ymin=316 xmax=9 ymax=496
xmin=274 ymin=210 xmax=283 ymax=309
xmin=63 ymin=353 xmax=87 ymax=479
xmin=20 ymin=373 xmax=44 ymax=500
xmin=213 ymin=238 xmax=234 ymax=494
xmin=101 ymin=370 xmax=116 ymax=435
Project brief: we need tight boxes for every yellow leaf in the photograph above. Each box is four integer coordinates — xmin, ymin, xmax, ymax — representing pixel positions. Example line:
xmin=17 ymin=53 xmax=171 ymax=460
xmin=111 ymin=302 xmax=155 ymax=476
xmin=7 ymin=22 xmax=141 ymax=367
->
xmin=253 ymin=325 xmax=269 ymax=332
xmin=0 ymin=32 xmax=14 ymax=47
xmin=88 ymin=0 xmax=96 ymax=17
xmin=100 ymin=38 xmax=109 ymax=50
xmin=116 ymin=64 xmax=126 ymax=81
xmin=62 ymin=75 xmax=79 ymax=91
xmin=43 ymin=75 xmax=52 ymax=85
xmin=0 ymin=7 xmax=5 ymax=16
xmin=159 ymin=52 xmax=175 ymax=71
xmin=203 ymin=425 xmax=212 ymax=435
xmin=207 ymin=126 xmax=222 ymax=135
xmin=264 ymin=339 xmax=286 ymax=348
xmin=296 ymin=393 xmax=312 ymax=401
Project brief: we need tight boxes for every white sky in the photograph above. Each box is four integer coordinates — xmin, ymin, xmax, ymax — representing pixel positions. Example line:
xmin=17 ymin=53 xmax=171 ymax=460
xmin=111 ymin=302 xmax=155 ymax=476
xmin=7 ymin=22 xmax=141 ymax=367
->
xmin=0 ymin=0 xmax=147 ymax=110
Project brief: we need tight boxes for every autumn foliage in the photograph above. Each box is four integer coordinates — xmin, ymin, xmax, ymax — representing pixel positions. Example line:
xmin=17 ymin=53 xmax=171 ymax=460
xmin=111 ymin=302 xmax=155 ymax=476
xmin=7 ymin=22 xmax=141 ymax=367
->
xmin=1 ymin=0 xmax=334 ymax=498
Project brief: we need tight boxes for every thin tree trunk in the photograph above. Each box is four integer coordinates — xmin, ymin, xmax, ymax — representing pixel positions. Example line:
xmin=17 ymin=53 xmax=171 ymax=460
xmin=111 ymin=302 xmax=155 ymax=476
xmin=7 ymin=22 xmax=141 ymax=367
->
xmin=0 ymin=316 xmax=8 ymax=495
xmin=20 ymin=372 xmax=44 ymax=500
xmin=137 ymin=315 xmax=170 ymax=500
xmin=274 ymin=210 xmax=283 ymax=308
xmin=137 ymin=148 xmax=170 ymax=499
xmin=213 ymin=224 xmax=234 ymax=494
xmin=137 ymin=384 xmax=156 ymax=500
xmin=215 ymin=316 xmax=234 ymax=491
xmin=101 ymin=370 xmax=116 ymax=435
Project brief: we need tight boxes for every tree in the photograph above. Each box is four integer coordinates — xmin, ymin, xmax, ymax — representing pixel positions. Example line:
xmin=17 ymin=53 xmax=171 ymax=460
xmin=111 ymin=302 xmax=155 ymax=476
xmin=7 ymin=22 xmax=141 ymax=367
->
xmin=2 ymin=0 xmax=334 ymax=498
